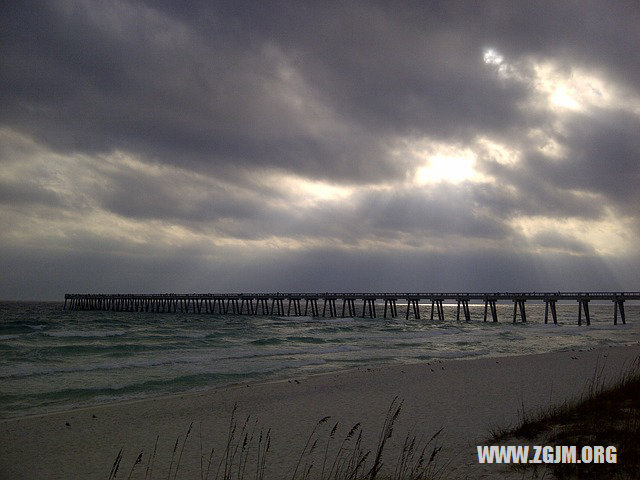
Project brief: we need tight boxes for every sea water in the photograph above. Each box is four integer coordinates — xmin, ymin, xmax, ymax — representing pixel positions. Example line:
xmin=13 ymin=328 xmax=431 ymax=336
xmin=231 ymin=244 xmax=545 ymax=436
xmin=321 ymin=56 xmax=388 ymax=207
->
xmin=1 ymin=301 xmax=639 ymax=418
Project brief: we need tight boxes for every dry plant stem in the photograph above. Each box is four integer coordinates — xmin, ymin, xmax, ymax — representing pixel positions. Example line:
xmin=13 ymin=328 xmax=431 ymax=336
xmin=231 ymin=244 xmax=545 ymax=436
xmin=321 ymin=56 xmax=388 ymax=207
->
xmin=174 ymin=422 xmax=193 ymax=480
xmin=238 ymin=419 xmax=257 ymax=480
xmin=256 ymin=427 xmax=270 ymax=480
xmin=255 ymin=429 xmax=264 ymax=480
xmin=204 ymin=445 xmax=215 ymax=480
xmin=199 ymin=422 xmax=204 ymax=480
xmin=327 ymin=422 xmax=361 ymax=480
xmin=394 ymin=433 xmax=414 ymax=479
xmin=348 ymin=429 xmax=368 ymax=479
xmin=145 ymin=435 xmax=159 ymax=480
xmin=216 ymin=403 xmax=238 ymax=480
xmin=321 ymin=421 xmax=340 ymax=480
xmin=232 ymin=416 xmax=251 ymax=480
xmin=291 ymin=415 xmax=330 ymax=480
xmin=369 ymin=396 xmax=403 ymax=480
xmin=126 ymin=450 xmax=144 ymax=480
xmin=167 ymin=436 xmax=180 ymax=480
xmin=108 ymin=448 xmax=123 ymax=480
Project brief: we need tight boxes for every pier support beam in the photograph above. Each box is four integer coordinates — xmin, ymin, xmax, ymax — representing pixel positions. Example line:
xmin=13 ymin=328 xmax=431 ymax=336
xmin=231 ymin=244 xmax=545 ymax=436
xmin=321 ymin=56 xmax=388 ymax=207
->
xmin=383 ymin=298 xmax=398 ymax=318
xmin=430 ymin=299 xmax=445 ymax=321
xmin=287 ymin=298 xmax=302 ymax=316
xmin=613 ymin=298 xmax=626 ymax=325
xmin=578 ymin=298 xmax=590 ymax=326
xmin=226 ymin=298 xmax=239 ymax=314
xmin=270 ymin=297 xmax=286 ymax=316
xmin=239 ymin=297 xmax=255 ymax=315
xmin=362 ymin=297 xmax=377 ymax=318
xmin=304 ymin=298 xmax=319 ymax=317
xmin=544 ymin=299 xmax=558 ymax=324
xmin=216 ymin=298 xmax=228 ymax=314
xmin=512 ymin=299 xmax=526 ymax=323
xmin=405 ymin=298 xmax=421 ymax=319
xmin=483 ymin=298 xmax=498 ymax=322
xmin=341 ymin=298 xmax=356 ymax=317
xmin=322 ymin=297 xmax=337 ymax=317
xmin=256 ymin=297 xmax=269 ymax=315
xmin=456 ymin=298 xmax=471 ymax=322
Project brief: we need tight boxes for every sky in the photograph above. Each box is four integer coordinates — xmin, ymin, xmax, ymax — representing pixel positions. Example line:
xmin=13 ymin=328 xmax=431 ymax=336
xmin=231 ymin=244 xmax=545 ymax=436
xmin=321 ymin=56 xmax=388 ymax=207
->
xmin=1 ymin=1 xmax=640 ymax=300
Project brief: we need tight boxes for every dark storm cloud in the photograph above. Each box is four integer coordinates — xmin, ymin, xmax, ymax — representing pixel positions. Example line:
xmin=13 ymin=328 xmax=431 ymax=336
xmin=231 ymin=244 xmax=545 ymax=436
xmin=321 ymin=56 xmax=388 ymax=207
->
xmin=534 ymin=110 xmax=640 ymax=214
xmin=351 ymin=186 xmax=511 ymax=241
xmin=7 ymin=0 xmax=633 ymax=181
xmin=1 ymin=0 xmax=400 ymax=182
xmin=1 ymin=1 xmax=640 ymax=298
xmin=98 ymin=183 xmax=514 ymax=246
xmin=474 ymin=157 xmax=609 ymax=220
xmin=95 ymin=167 xmax=269 ymax=223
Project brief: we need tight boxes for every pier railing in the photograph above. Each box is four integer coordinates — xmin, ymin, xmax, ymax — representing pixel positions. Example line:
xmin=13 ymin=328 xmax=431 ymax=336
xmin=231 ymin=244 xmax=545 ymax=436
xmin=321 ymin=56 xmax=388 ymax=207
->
xmin=64 ymin=292 xmax=639 ymax=325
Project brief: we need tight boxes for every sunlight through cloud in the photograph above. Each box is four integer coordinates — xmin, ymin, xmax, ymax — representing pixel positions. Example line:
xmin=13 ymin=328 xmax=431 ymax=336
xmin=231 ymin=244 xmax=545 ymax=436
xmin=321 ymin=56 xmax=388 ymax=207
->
xmin=415 ymin=154 xmax=478 ymax=185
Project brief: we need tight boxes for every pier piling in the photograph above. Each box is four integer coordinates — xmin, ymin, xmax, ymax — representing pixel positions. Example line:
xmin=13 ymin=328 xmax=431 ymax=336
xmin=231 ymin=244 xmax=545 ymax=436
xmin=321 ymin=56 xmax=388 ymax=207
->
xmin=544 ymin=298 xmax=558 ymax=324
xmin=578 ymin=296 xmax=591 ymax=326
xmin=383 ymin=297 xmax=398 ymax=318
xmin=430 ymin=298 xmax=445 ymax=321
xmin=362 ymin=297 xmax=377 ymax=318
xmin=341 ymin=297 xmax=356 ymax=317
xmin=613 ymin=297 xmax=626 ymax=325
xmin=406 ymin=297 xmax=421 ymax=320
xmin=457 ymin=297 xmax=471 ymax=322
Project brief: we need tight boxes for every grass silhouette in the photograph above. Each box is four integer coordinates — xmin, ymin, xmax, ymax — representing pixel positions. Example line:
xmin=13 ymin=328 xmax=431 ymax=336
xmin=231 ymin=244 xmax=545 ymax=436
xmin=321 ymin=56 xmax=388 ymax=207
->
xmin=109 ymin=398 xmax=445 ymax=480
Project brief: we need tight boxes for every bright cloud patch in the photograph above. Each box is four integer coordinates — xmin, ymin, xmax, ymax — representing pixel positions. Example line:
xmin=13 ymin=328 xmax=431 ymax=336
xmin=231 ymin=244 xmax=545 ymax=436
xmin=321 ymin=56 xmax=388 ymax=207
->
xmin=510 ymin=212 xmax=635 ymax=257
xmin=484 ymin=49 xmax=640 ymax=117
xmin=415 ymin=154 xmax=478 ymax=185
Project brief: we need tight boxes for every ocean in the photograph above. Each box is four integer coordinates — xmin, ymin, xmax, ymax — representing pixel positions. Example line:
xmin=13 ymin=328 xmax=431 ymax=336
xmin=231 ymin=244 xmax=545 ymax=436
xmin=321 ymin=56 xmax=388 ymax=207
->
xmin=1 ymin=301 xmax=638 ymax=419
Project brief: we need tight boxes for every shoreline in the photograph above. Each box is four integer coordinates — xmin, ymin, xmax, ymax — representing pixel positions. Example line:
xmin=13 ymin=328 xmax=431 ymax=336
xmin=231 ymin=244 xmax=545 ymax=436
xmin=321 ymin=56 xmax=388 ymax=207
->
xmin=2 ymin=344 xmax=639 ymax=479
xmin=4 ymin=340 xmax=639 ymax=423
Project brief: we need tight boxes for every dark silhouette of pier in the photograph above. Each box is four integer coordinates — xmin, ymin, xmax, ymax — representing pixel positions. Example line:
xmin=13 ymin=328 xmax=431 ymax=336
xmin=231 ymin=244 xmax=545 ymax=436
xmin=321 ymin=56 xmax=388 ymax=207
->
xmin=64 ymin=292 xmax=638 ymax=325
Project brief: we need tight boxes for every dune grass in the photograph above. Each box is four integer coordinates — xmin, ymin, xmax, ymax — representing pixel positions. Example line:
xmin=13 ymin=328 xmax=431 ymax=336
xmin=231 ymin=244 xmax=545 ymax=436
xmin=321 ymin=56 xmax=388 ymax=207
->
xmin=108 ymin=397 xmax=445 ymax=480
xmin=490 ymin=356 xmax=640 ymax=479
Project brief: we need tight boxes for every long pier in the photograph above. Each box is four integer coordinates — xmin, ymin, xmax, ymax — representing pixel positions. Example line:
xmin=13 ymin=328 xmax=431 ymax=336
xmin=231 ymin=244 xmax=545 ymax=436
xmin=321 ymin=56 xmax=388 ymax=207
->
xmin=64 ymin=292 xmax=638 ymax=325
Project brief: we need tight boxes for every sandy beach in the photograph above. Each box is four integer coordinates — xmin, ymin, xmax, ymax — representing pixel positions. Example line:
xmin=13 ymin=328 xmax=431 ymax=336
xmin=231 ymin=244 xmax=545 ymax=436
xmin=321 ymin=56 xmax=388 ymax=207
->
xmin=1 ymin=344 xmax=638 ymax=479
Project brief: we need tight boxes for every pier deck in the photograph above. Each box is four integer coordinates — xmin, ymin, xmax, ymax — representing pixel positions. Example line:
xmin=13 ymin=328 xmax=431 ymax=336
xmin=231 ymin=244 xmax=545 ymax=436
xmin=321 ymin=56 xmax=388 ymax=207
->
xmin=64 ymin=292 xmax=639 ymax=325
